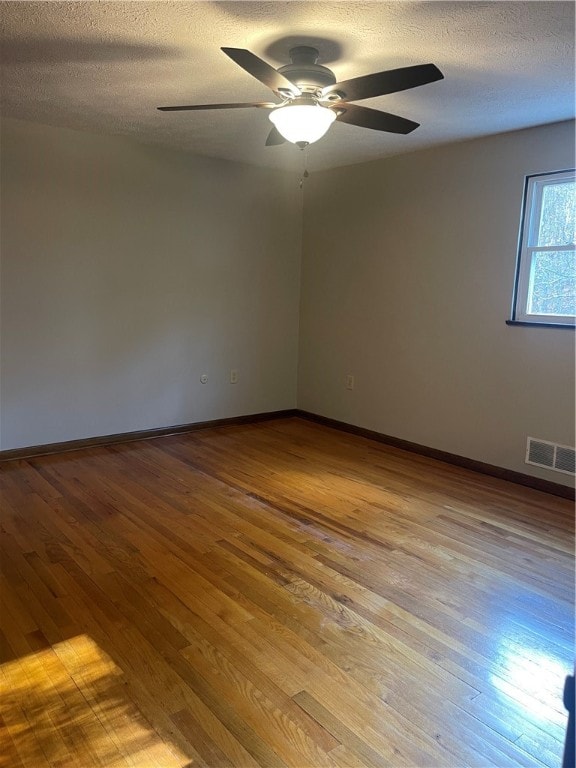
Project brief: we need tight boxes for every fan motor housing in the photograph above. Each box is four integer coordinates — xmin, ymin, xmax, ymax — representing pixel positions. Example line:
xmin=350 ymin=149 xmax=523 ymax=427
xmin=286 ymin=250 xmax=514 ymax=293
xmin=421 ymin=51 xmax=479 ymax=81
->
xmin=277 ymin=46 xmax=336 ymax=94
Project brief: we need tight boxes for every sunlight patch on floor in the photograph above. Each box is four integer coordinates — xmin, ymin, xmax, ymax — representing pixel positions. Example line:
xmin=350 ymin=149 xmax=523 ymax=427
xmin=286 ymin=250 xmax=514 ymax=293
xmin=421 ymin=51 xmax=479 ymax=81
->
xmin=491 ymin=640 xmax=571 ymax=728
xmin=0 ymin=634 xmax=193 ymax=768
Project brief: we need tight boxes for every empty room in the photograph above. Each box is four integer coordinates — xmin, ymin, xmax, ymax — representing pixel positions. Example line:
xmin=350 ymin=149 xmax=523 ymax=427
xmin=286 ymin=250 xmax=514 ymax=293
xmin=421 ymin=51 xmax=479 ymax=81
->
xmin=1 ymin=2 xmax=574 ymax=767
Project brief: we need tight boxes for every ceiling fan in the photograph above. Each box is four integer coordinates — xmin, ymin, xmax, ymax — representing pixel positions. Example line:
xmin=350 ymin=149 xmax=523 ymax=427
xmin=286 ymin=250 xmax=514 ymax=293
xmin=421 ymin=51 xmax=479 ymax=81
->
xmin=158 ymin=46 xmax=443 ymax=148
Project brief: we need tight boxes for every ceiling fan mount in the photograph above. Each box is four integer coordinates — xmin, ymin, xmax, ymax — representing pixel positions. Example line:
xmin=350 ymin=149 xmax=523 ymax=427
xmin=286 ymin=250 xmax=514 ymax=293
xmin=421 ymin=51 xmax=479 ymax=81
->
xmin=276 ymin=46 xmax=337 ymax=95
xmin=158 ymin=45 xmax=444 ymax=148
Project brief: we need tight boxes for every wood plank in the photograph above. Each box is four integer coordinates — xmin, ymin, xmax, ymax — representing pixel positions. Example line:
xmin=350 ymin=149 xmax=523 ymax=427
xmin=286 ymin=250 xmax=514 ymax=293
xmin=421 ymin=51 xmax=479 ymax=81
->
xmin=0 ymin=417 xmax=572 ymax=767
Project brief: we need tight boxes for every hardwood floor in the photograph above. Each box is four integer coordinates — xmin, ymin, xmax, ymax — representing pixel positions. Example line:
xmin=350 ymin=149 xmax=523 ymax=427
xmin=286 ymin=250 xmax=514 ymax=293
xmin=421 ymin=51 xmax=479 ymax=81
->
xmin=0 ymin=417 xmax=573 ymax=768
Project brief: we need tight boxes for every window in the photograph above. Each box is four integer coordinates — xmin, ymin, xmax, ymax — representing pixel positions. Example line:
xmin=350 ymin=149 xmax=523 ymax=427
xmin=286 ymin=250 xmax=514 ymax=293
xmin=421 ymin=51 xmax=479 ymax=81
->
xmin=511 ymin=169 xmax=575 ymax=326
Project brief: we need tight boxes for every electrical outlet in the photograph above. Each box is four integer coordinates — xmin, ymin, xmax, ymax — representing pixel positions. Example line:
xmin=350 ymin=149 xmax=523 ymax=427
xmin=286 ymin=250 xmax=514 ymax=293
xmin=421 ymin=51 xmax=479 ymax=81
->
xmin=346 ymin=374 xmax=355 ymax=390
xmin=200 ymin=374 xmax=208 ymax=384
xmin=230 ymin=369 xmax=238 ymax=384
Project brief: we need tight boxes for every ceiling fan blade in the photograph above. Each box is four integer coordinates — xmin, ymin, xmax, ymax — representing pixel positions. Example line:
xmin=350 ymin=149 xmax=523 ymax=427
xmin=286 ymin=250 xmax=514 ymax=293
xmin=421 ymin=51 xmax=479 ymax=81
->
xmin=158 ymin=102 xmax=276 ymax=112
xmin=335 ymin=103 xmax=419 ymax=134
xmin=221 ymin=47 xmax=301 ymax=96
xmin=323 ymin=63 xmax=443 ymax=102
xmin=265 ymin=126 xmax=286 ymax=146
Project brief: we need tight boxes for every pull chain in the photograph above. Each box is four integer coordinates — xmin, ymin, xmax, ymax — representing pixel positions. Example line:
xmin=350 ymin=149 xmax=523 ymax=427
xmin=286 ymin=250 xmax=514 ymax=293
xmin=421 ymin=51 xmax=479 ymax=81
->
xmin=299 ymin=145 xmax=309 ymax=189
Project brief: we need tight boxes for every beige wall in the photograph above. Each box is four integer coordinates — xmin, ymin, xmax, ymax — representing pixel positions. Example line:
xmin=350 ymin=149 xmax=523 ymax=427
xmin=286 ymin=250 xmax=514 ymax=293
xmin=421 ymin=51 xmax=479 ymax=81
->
xmin=0 ymin=118 xmax=302 ymax=450
xmin=298 ymin=121 xmax=575 ymax=486
xmin=2 ymin=117 xmax=574 ymax=487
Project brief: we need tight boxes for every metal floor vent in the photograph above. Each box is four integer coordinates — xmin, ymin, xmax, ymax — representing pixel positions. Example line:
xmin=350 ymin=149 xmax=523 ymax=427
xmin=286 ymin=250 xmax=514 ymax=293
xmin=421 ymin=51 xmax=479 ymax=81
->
xmin=526 ymin=437 xmax=576 ymax=475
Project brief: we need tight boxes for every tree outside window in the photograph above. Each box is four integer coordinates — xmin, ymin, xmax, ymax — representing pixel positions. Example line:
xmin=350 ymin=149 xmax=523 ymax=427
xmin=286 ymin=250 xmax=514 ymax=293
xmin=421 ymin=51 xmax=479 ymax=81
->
xmin=512 ymin=170 xmax=575 ymax=326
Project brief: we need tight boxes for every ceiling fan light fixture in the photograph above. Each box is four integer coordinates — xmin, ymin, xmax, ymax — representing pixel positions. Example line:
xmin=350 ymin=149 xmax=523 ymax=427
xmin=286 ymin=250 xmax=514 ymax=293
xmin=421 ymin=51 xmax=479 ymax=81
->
xmin=269 ymin=101 xmax=336 ymax=146
xmin=159 ymin=47 xmax=444 ymax=149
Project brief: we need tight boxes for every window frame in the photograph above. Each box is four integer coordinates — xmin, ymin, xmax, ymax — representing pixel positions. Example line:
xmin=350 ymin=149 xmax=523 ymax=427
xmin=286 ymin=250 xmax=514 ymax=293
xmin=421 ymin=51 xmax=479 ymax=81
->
xmin=510 ymin=168 xmax=575 ymax=328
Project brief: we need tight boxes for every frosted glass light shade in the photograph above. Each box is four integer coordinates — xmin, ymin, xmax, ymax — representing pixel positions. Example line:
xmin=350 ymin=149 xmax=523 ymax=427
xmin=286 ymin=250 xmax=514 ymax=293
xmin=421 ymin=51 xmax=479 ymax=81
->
xmin=269 ymin=103 xmax=336 ymax=145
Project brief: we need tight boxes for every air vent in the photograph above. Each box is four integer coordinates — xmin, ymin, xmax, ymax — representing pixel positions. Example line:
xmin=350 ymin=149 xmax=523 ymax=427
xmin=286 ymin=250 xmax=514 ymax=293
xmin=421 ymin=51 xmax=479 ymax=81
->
xmin=555 ymin=446 xmax=576 ymax=475
xmin=526 ymin=437 xmax=576 ymax=476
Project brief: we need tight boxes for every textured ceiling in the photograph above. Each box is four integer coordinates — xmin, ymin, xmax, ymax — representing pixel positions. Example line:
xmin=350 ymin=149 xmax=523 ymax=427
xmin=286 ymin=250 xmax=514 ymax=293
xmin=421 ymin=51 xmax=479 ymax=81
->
xmin=1 ymin=1 xmax=574 ymax=171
